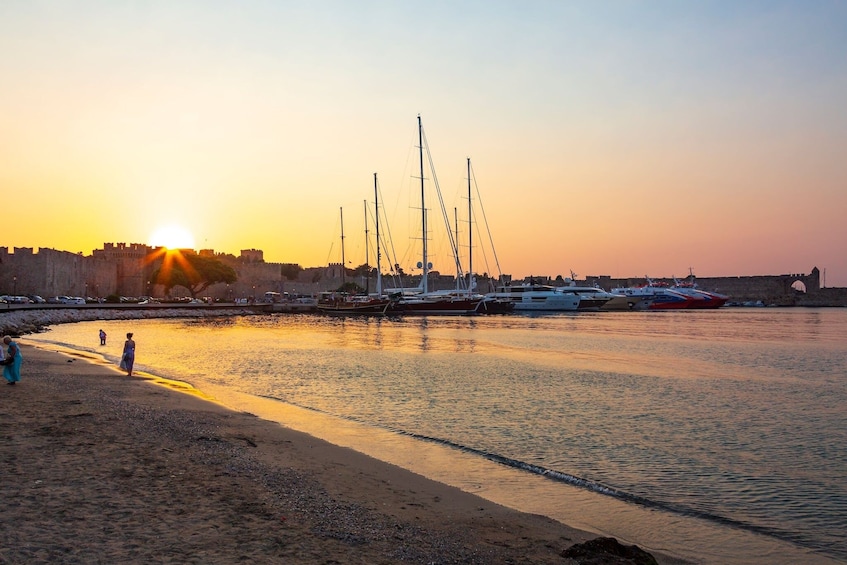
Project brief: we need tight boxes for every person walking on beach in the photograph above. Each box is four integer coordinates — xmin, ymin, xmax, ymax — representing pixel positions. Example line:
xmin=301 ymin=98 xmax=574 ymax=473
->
xmin=99 ymin=329 xmax=107 ymax=346
xmin=121 ymin=332 xmax=135 ymax=376
xmin=2 ymin=336 xmax=23 ymax=385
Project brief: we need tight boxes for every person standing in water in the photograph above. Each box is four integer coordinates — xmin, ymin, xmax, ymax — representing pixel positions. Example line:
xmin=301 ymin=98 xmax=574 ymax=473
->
xmin=121 ymin=332 xmax=135 ymax=376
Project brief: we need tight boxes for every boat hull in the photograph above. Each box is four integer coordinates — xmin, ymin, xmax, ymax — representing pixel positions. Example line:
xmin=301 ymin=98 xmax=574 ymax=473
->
xmin=512 ymin=294 xmax=580 ymax=311
xmin=601 ymin=295 xmax=650 ymax=311
xmin=316 ymin=297 xmax=393 ymax=316
xmin=389 ymin=297 xmax=488 ymax=316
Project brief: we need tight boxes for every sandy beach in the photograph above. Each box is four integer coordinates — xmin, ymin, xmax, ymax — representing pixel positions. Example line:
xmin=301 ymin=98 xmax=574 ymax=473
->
xmin=1 ymin=344 xmax=678 ymax=564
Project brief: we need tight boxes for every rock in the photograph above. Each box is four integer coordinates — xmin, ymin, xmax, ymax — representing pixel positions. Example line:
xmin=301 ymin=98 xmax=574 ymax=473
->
xmin=0 ymin=307 xmax=257 ymax=337
xmin=561 ymin=537 xmax=658 ymax=565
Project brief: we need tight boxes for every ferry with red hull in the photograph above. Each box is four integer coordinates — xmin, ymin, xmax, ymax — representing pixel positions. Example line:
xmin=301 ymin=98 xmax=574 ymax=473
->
xmin=612 ymin=278 xmax=697 ymax=310
xmin=671 ymin=279 xmax=729 ymax=309
xmin=612 ymin=277 xmax=727 ymax=310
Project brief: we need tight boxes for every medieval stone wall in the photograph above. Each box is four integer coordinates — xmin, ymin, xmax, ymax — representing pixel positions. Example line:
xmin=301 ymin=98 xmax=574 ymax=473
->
xmin=584 ymin=267 xmax=836 ymax=306
xmin=1 ymin=247 xmax=116 ymax=298
xmin=3 ymin=246 xmax=845 ymax=306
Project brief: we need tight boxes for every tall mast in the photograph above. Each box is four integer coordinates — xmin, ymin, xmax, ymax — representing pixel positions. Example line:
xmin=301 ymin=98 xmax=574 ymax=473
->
xmin=454 ymin=206 xmax=460 ymax=292
xmin=418 ymin=115 xmax=428 ymax=294
xmin=340 ymin=207 xmax=345 ymax=286
xmin=374 ymin=172 xmax=382 ymax=296
xmin=467 ymin=157 xmax=473 ymax=297
xmin=363 ymin=199 xmax=369 ymax=294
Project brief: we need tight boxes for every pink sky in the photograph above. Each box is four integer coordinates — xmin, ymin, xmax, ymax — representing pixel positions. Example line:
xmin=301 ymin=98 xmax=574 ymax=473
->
xmin=2 ymin=2 xmax=845 ymax=287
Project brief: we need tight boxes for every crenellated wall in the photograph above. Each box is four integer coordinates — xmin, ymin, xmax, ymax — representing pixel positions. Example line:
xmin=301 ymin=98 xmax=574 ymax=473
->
xmin=584 ymin=267 xmax=833 ymax=306
xmin=2 ymin=246 xmax=844 ymax=305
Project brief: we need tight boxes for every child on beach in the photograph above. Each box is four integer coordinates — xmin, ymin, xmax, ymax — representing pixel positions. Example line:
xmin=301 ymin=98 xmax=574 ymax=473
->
xmin=99 ymin=329 xmax=107 ymax=345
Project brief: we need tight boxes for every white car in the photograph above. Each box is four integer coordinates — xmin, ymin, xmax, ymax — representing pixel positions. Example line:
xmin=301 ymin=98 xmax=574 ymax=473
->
xmin=59 ymin=296 xmax=86 ymax=305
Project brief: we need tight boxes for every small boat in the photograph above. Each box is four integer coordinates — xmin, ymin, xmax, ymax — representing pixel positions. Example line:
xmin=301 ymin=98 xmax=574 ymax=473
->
xmin=316 ymin=292 xmax=393 ymax=315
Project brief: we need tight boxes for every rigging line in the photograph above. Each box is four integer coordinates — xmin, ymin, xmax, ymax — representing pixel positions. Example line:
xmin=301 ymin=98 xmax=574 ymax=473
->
xmin=323 ymin=210 xmax=344 ymax=266
xmin=420 ymin=124 xmax=465 ymax=281
xmin=376 ymin=179 xmax=404 ymax=284
xmin=470 ymin=160 xmax=504 ymax=281
xmin=378 ymin=181 xmax=402 ymax=276
xmin=374 ymin=179 xmax=403 ymax=286
xmin=473 ymin=215 xmax=493 ymax=279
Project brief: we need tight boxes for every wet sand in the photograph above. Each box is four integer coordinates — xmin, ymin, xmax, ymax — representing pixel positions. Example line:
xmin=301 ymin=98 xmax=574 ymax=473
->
xmin=1 ymin=344 xmax=679 ymax=564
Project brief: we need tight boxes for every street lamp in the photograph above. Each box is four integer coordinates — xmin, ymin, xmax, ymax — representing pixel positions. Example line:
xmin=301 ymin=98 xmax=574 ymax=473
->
xmin=13 ymin=276 xmax=17 ymax=296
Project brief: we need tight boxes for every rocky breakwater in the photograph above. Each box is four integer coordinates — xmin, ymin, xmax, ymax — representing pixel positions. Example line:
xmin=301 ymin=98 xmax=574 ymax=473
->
xmin=0 ymin=307 xmax=258 ymax=337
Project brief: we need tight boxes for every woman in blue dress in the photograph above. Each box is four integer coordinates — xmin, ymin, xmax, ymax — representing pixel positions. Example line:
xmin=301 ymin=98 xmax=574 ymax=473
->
xmin=121 ymin=332 xmax=136 ymax=376
xmin=2 ymin=336 xmax=23 ymax=385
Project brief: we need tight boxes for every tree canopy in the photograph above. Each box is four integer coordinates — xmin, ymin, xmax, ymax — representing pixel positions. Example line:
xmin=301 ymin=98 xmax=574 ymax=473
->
xmin=151 ymin=251 xmax=237 ymax=298
xmin=336 ymin=281 xmax=364 ymax=294
xmin=280 ymin=263 xmax=303 ymax=280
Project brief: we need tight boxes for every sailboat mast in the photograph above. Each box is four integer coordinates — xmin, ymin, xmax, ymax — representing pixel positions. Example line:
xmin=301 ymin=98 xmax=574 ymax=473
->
xmin=374 ymin=172 xmax=382 ymax=296
xmin=454 ymin=207 xmax=460 ymax=292
xmin=467 ymin=157 xmax=473 ymax=297
xmin=418 ymin=115 xmax=428 ymax=294
xmin=363 ymin=199 xmax=369 ymax=294
xmin=340 ymin=207 xmax=346 ymax=286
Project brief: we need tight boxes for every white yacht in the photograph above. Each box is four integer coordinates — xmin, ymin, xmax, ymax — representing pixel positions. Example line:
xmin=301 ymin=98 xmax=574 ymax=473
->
xmin=556 ymin=285 xmax=651 ymax=311
xmin=554 ymin=285 xmax=615 ymax=311
xmin=487 ymin=284 xmax=580 ymax=311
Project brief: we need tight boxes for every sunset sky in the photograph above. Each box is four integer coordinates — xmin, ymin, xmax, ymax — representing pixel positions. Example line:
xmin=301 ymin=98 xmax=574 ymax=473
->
xmin=3 ymin=2 xmax=845 ymax=287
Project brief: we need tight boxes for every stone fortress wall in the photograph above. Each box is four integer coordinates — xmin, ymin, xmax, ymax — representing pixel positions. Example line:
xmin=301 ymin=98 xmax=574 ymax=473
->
xmin=586 ymin=267 xmax=846 ymax=306
xmin=1 ymin=245 xmax=845 ymax=306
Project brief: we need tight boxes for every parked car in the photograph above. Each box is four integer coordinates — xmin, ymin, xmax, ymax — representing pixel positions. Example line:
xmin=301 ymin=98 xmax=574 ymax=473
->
xmin=27 ymin=295 xmax=47 ymax=303
xmin=58 ymin=296 xmax=86 ymax=305
xmin=1 ymin=295 xmax=33 ymax=304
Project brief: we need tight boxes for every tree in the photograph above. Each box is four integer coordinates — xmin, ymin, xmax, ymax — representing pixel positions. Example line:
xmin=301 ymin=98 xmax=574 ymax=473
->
xmin=150 ymin=251 xmax=237 ymax=298
xmin=351 ymin=263 xmax=371 ymax=278
xmin=280 ymin=263 xmax=303 ymax=280
xmin=336 ymin=281 xmax=364 ymax=294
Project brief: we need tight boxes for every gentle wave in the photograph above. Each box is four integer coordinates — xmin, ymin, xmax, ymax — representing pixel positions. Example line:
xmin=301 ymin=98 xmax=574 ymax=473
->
xmin=260 ymin=391 xmax=828 ymax=557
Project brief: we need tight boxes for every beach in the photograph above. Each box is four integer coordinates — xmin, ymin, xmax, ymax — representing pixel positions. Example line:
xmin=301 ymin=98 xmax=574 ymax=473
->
xmin=1 ymin=344 xmax=676 ymax=564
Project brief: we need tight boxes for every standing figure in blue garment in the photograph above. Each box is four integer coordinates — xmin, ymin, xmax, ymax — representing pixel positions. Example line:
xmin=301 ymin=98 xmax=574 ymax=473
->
xmin=2 ymin=336 xmax=22 ymax=385
xmin=121 ymin=332 xmax=135 ymax=376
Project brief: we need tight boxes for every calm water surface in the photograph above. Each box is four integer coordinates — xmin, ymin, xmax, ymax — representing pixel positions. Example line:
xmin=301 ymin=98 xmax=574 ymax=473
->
xmin=27 ymin=308 xmax=847 ymax=564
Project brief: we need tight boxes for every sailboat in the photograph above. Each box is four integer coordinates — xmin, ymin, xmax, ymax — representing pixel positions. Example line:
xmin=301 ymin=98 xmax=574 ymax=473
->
xmin=388 ymin=117 xmax=493 ymax=316
xmin=317 ymin=178 xmax=394 ymax=316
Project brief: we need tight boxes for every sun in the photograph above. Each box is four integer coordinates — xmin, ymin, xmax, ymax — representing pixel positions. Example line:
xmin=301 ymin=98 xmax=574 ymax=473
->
xmin=149 ymin=225 xmax=196 ymax=250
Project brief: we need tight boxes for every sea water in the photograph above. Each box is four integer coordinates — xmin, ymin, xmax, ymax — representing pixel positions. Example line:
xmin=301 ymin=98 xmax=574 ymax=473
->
xmin=25 ymin=308 xmax=847 ymax=564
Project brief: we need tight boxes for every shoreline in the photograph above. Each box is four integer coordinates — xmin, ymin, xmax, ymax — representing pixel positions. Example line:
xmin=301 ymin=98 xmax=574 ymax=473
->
xmin=3 ymin=343 xmax=679 ymax=564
